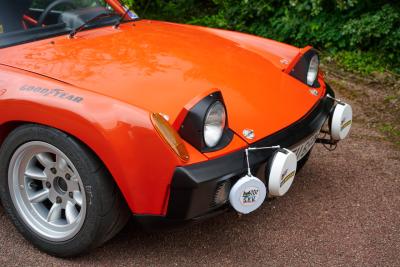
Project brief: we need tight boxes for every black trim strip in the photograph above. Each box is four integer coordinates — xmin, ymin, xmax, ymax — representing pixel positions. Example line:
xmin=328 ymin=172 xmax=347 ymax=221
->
xmin=0 ymin=23 xmax=69 ymax=48
xmin=167 ymin=94 xmax=335 ymax=220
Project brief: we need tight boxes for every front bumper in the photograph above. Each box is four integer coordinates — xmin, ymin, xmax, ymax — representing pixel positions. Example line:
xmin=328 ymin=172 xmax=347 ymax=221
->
xmin=135 ymin=89 xmax=335 ymax=227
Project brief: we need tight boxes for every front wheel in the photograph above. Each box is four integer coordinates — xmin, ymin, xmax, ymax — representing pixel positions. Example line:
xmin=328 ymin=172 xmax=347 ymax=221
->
xmin=0 ymin=125 xmax=129 ymax=257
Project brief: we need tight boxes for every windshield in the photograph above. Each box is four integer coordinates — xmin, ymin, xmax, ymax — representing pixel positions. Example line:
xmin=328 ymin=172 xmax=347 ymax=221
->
xmin=0 ymin=0 xmax=138 ymax=47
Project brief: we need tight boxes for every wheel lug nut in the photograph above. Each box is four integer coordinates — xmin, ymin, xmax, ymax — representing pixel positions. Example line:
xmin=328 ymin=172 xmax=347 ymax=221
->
xmin=46 ymin=182 xmax=52 ymax=189
xmin=65 ymin=173 xmax=71 ymax=180
xmin=50 ymin=168 xmax=57 ymax=174
xmin=56 ymin=196 xmax=62 ymax=204
xmin=69 ymin=192 xmax=73 ymax=198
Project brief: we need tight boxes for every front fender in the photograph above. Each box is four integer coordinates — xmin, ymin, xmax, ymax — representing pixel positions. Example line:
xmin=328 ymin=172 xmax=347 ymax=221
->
xmin=0 ymin=65 xmax=191 ymax=215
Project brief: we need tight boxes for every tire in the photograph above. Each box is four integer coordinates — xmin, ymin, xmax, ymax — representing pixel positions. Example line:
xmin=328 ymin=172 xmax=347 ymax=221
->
xmin=0 ymin=124 xmax=130 ymax=257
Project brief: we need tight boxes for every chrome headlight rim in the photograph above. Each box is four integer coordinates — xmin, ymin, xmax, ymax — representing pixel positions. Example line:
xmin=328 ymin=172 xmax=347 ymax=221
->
xmin=307 ymin=54 xmax=319 ymax=86
xmin=203 ymin=101 xmax=227 ymax=148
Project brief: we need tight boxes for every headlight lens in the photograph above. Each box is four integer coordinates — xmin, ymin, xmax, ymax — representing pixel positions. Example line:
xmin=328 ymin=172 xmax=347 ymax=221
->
xmin=307 ymin=54 xmax=319 ymax=86
xmin=204 ymin=101 xmax=226 ymax=148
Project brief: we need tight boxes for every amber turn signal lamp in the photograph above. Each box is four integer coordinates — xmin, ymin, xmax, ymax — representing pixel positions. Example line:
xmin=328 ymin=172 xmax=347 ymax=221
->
xmin=151 ymin=113 xmax=190 ymax=162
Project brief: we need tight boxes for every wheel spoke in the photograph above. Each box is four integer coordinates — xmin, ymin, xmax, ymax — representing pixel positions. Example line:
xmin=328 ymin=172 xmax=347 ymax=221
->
xmin=68 ymin=178 xmax=80 ymax=191
xmin=25 ymin=168 xmax=47 ymax=181
xmin=73 ymin=191 xmax=83 ymax=206
xmin=47 ymin=203 xmax=62 ymax=222
xmin=36 ymin=153 xmax=54 ymax=168
xmin=56 ymin=155 xmax=68 ymax=171
xmin=28 ymin=189 xmax=49 ymax=203
xmin=66 ymin=201 xmax=79 ymax=224
xmin=48 ymin=189 xmax=58 ymax=202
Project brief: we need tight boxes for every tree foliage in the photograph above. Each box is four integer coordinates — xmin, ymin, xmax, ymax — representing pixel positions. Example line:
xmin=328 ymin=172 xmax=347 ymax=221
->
xmin=124 ymin=0 xmax=400 ymax=73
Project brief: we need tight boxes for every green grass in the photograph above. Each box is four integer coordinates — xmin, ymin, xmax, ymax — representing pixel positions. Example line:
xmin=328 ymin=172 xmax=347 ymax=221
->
xmin=333 ymin=51 xmax=387 ymax=75
xmin=384 ymin=95 xmax=399 ymax=103
xmin=379 ymin=123 xmax=400 ymax=146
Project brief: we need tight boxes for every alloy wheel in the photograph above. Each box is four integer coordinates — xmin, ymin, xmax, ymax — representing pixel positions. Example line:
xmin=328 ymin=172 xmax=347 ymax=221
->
xmin=8 ymin=141 xmax=87 ymax=242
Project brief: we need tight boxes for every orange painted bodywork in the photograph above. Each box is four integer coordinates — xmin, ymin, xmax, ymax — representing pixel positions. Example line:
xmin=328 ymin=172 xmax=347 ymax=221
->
xmin=0 ymin=0 xmax=326 ymax=216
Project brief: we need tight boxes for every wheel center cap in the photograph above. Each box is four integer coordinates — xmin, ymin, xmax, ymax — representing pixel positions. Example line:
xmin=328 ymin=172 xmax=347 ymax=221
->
xmin=54 ymin=176 xmax=68 ymax=194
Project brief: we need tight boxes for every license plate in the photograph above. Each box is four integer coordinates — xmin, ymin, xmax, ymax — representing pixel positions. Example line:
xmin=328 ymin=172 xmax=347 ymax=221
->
xmin=291 ymin=132 xmax=319 ymax=161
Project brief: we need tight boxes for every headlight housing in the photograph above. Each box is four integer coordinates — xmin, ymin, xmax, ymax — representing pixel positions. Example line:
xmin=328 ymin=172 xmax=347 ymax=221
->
xmin=179 ymin=91 xmax=233 ymax=152
xmin=204 ymin=101 xmax=227 ymax=148
xmin=289 ymin=48 xmax=320 ymax=88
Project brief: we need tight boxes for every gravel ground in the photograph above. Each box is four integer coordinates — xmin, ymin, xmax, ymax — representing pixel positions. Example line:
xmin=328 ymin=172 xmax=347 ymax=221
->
xmin=0 ymin=95 xmax=399 ymax=266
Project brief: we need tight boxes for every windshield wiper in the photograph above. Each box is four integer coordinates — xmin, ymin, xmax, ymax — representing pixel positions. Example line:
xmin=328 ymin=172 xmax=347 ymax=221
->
xmin=114 ymin=7 xmax=140 ymax=29
xmin=69 ymin=12 xmax=117 ymax=39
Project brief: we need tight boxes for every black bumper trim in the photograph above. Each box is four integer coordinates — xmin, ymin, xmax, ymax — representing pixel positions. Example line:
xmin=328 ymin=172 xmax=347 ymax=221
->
xmin=134 ymin=206 xmax=230 ymax=231
xmin=167 ymin=88 xmax=335 ymax=221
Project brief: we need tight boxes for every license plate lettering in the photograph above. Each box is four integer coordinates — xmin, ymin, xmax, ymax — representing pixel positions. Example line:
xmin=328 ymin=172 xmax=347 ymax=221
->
xmin=291 ymin=132 xmax=319 ymax=161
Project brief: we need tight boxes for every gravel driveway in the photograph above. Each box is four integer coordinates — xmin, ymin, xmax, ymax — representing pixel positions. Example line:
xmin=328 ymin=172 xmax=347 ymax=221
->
xmin=1 ymin=95 xmax=399 ymax=266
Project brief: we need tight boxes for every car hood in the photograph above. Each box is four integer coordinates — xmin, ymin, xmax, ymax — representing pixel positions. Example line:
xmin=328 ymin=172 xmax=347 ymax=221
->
xmin=0 ymin=20 xmax=324 ymax=143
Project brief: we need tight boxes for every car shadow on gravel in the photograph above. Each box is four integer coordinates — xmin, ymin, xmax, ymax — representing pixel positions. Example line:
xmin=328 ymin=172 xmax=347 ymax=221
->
xmin=73 ymin=154 xmax=339 ymax=265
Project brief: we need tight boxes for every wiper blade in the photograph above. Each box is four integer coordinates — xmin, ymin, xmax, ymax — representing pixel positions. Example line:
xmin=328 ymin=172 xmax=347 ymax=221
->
xmin=69 ymin=12 xmax=117 ymax=38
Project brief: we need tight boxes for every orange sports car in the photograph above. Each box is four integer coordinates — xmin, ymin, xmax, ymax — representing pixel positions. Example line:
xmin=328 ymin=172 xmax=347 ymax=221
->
xmin=0 ymin=0 xmax=353 ymax=257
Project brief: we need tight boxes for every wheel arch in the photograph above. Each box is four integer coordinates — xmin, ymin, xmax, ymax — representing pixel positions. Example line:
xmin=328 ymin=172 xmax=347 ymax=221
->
xmin=0 ymin=100 xmax=182 ymax=215
xmin=0 ymin=120 xmax=129 ymax=203
xmin=0 ymin=118 xmax=118 ymax=166
xmin=0 ymin=120 xmax=114 ymax=172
